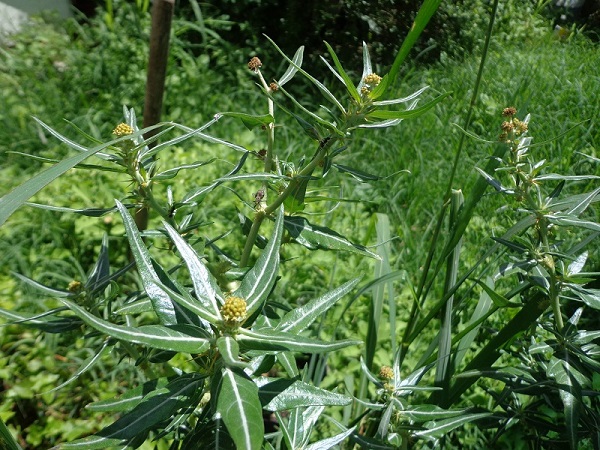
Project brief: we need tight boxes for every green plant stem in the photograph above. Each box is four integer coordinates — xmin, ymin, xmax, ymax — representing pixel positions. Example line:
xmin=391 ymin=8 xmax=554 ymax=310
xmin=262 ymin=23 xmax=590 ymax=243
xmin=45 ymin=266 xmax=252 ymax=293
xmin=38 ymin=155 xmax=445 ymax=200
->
xmin=239 ymin=138 xmax=335 ymax=267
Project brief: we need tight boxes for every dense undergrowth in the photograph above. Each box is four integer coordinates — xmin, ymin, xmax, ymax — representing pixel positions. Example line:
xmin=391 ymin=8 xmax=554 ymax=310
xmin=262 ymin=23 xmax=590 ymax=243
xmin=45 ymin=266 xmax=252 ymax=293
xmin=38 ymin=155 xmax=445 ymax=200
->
xmin=1 ymin=1 xmax=599 ymax=449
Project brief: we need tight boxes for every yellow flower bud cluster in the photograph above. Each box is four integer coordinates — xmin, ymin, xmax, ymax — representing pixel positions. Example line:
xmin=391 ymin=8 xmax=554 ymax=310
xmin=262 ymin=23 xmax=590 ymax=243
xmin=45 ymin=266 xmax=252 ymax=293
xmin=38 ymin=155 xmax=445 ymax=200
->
xmin=379 ymin=365 xmax=394 ymax=380
xmin=220 ymin=296 xmax=247 ymax=324
xmin=112 ymin=123 xmax=134 ymax=137
xmin=363 ymin=73 xmax=382 ymax=86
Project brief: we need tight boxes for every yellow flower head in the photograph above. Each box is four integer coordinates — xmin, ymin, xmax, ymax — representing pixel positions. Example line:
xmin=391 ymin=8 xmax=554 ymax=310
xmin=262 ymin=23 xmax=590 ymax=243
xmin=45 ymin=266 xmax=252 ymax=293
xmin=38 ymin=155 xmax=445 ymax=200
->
xmin=221 ymin=296 xmax=247 ymax=324
xmin=363 ymin=73 xmax=382 ymax=86
xmin=112 ymin=123 xmax=134 ymax=137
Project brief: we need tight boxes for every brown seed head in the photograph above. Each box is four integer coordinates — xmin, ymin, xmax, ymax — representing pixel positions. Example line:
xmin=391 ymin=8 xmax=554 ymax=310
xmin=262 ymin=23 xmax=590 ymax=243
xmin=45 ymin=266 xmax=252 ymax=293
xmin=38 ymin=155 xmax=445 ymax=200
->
xmin=502 ymin=107 xmax=517 ymax=117
xmin=248 ymin=56 xmax=262 ymax=72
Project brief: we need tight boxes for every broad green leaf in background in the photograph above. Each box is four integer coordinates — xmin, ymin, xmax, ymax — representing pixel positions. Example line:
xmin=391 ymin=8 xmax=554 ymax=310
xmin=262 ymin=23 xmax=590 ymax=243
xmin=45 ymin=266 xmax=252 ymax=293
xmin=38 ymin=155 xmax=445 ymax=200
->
xmin=216 ymin=368 xmax=263 ymax=450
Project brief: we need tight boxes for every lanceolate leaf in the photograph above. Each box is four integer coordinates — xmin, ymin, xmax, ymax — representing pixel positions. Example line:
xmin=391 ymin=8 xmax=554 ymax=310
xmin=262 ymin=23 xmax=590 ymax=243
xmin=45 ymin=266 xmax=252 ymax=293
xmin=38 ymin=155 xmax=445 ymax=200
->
xmin=365 ymin=92 xmax=451 ymax=121
xmin=371 ymin=0 xmax=442 ymax=99
xmin=153 ymin=159 xmax=216 ymax=181
xmin=413 ymin=412 xmax=491 ymax=439
xmin=116 ymin=200 xmax=177 ymax=325
xmin=62 ymin=374 xmax=205 ymax=449
xmin=305 ymin=427 xmax=357 ymax=450
xmin=237 ymin=328 xmax=361 ymax=353
xmin=217 ymin=112 xmax=274 ymax=130
xmin=547 ymin=357 xmax=584 ymax=450
xmin=263 ymin=380 xmax=352 ymax=411
xmin=59 ymin=299 xmax=210 ymax=353
xmin=87 ymin=377 xmax=172 ymax=412
xmin=323 ymin=41 xmax=361 ymax=103
xmin=278 ymin=277 xmax=361 ymax=333
xmin=11 ymin=272 xmax=70 ymax=297
xmin=0 ymin=120 xmax=150 ymax=228
xmin=216 ymin=368 xmax=263 ymax=450
xmin=163 ymin=221 xmax=222 ymax=322
xmin=278 ymin=46 xmax=304 ymax=87
xmin=0 ymin=308 xmax=81 ymax=333
xmin=284 ymin=216 xmax=380 ymax=259
xmin=235 ymin=208 xmax=284 ymax=317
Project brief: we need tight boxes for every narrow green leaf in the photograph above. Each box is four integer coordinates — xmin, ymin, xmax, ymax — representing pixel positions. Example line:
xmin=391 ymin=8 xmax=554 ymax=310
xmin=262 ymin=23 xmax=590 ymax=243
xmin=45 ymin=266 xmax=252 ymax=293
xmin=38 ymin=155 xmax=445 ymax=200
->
xmin=401 ymin=405 xmax=466 ymax=422
xmin=218 ymin=112 xmax=274 ymax=130
xmin=305 ymin=426 xmax=356 ymax=450
xmin=25 ymin=203 xmax=118 ymax=216
xmin=59 ymin=299 xmax=210 ymax=353
xmin=365 ymin=92 xmax=451 ymax=121
xmin=534 ymin=174 xmax=600 ymax=182
xmin=235 ymin=208 xmax=284 ymax=317
xmin=413 ymin=412 xmax=491 ymax=439
xmin=181 ymin=152 xmax=249 ymax=205
xmin=547 ymin=214 xmax=600 ymax=232
xmin=0 ymin=133 xmax=115 ymax=227
xmin=265 ymin=35 xmax=346 ymax=114
xmin=11 ymin=272 xmax=70 ymax=297
xmin=278 ymin=46 xmax=304 ymax=87
xmin=323 ymin=41 xmax=361 ymax=103
xmin=62 ymin=374 xmax=204 ymax=448
xmin=237 ymin=328 xmax=361 ymax=353
xmin=115 ymin=200 xmax=177 ymax=325
xmin=0 ymin=417 xmax=22 ymax=450
xmin=547 ymin=357 xmax=583 ymax=450
xmin=371 ymin=0 xmax=442 ymax=99
xmin=263 ymin=380 xmax=351 ymax=411
xmin=278 ymin=277 xmax=361 ymax=333
xmin=284 ymin=216 xmax=380 ymax=259
xmin=46 ymin=341 xmax=112 ymax=393
xmin=87 ymin=377 xmax=171 ymax=412
xmin=0 ymin=307 xmax=81 ymax=333
xmin=567 ymin=187 xmax=600 ymax=216
xmin=153 ymin=159 xmax=216 ymax=181
xmin=162 ymin=221 xmax=222 ymax=322
xmin=217 ymin=368 xmax=263 ymax=450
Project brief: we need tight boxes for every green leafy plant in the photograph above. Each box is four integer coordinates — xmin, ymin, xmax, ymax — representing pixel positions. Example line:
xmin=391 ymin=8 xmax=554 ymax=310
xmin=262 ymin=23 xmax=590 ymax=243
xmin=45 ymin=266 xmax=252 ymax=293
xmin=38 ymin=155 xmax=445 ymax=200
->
xmin=2 ymin=0 xmax=599 ymax=448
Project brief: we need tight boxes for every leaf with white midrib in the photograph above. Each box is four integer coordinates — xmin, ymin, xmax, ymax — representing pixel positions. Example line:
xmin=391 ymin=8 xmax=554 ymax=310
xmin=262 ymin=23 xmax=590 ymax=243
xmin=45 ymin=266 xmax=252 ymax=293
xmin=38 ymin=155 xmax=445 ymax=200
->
xmin=278 ymin=277 xmax=361 ymax=333
xmin=115 ymin=200 xmax=176 ymax=325
xmin=217 ymin=368 xmax=263 ymax=450
xmin=60 ymin=299 xmax=210 ymax=354
xmin=162 ymin=221 xmax=222 ymax=322
xmin=61 ymin=375 xmax=204 ymax=448
xmin=235 ymin=208 xmax=284 ymax=316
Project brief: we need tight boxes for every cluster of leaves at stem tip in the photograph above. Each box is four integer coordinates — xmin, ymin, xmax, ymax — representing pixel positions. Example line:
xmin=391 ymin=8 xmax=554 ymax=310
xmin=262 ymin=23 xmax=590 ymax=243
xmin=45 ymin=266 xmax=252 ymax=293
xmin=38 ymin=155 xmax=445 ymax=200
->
xmin=0 ymin=31 xmax=451 ymax=450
